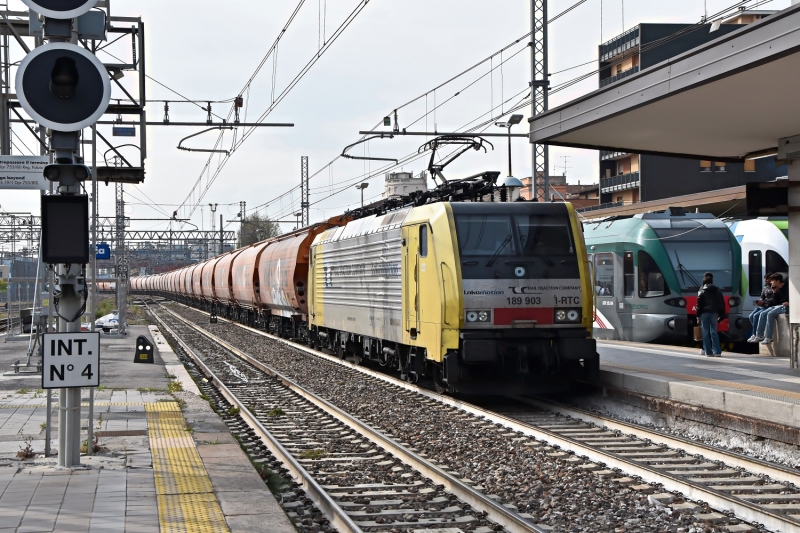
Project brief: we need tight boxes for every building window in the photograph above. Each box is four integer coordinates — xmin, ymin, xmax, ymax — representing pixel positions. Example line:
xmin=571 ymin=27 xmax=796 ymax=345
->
xmin=714 ymin=161 xmax=726 ymax=172
xmin=744 ymin=159 xmax=756 ymax=172
xmin=700 ymin=160 xmax=711 ymax=172
xmin=616 ymin=196 xmax=622 ymax=202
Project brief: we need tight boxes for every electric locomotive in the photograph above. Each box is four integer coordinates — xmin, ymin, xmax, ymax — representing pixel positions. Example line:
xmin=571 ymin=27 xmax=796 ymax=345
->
xmin=584 ymin=208 xmax=744 ymax=344
xmin=308 ymin=187 xmax=597 ymax=394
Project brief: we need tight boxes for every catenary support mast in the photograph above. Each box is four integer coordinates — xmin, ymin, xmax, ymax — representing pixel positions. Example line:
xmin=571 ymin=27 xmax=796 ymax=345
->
xmin=531 ymin=0 xmax=549 ymax=201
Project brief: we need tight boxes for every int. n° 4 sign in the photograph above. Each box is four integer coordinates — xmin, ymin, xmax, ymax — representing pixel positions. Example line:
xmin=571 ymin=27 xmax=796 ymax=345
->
xmin=42 ymin=332 xmax=100 ymax=389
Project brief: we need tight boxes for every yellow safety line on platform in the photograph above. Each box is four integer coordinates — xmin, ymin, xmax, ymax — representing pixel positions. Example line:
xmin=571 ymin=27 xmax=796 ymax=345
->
xmin=145 ymin=401 xmax=230 ymax=533
xmin=603 ymin=361 xmax=800 ymax=401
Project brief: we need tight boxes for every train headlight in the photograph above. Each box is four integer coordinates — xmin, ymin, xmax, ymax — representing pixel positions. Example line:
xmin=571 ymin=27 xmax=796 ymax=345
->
xmin=554 ymin=308 xmax=581 ymax=323
xmin=467 ymin=310 xmax=491 ymax=323
xmin=728 ymin=297 xmax=740 ymax=307
xmin=664 ymin=298 xmax=687 ymax=308
xmin=514 ymin=266 xmax=526 ymax=278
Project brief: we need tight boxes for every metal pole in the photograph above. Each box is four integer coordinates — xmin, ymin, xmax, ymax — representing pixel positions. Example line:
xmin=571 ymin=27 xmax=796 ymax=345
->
xmin=91 ymin=126 xmax=97 ymax=333
xmin=361 ymin=188 xmax=364 ymax=208
xmin=219 ymin=214 xmax=223 ymax=254
xmin=508 ymin=128 xmax=513 ymax=177
xmin=530 ymin=0 xmax=550 ymax=201
xmin=45 ymin=389 xmax=51 ymax=457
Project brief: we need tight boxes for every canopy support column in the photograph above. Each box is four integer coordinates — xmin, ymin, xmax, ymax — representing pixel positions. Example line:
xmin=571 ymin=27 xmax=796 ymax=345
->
xmin=779 ymin=135 xmax=800 ymax=368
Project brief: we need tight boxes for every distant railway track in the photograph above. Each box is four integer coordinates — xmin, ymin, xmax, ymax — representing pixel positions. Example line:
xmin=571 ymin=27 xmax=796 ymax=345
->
xmin=146 ymin=300 xmax=540 ymax=533
xmin=143 ymin=297 xmax=793 ymax=532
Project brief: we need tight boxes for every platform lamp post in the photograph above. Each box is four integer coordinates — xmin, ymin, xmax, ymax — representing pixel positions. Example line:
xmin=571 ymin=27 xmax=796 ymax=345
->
xmin=355 ymin=182 xmax=369 ymax=208
xmin=495 ymin=114 xmax=525 ymax=201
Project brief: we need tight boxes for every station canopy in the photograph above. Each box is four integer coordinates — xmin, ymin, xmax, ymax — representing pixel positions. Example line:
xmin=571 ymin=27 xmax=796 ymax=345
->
xmin=529 ymin=3 xmax=800 ymax=161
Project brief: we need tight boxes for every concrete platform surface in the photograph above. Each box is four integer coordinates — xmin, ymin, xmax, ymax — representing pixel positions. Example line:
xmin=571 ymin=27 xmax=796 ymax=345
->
xmin=598 ymin=340 xmax=800 ymax=429
xmin=0 ymin=323 xmax=296 ymax=533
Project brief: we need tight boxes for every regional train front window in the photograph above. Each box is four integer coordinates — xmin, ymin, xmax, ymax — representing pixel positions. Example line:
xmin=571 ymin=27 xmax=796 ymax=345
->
xmin=655 ymin=228 xmax=733 ymax=292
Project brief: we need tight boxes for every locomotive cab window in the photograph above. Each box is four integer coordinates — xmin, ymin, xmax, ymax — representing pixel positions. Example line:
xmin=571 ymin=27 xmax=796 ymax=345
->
xmin=419 ymin=225 xmax=428 ymax=258
xmin=748 ymin=250 xmax=763 ymax=296
xmin=594 ymin=253 xmax=614 ymax=296
xmin=638 ymin=250 xmax=668 ymax=298
xmin=623 ymin=251 xmax=634 ymax=298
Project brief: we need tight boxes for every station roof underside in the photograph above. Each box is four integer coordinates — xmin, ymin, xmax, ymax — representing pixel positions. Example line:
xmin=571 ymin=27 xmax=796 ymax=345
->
xmin=530 ymin=4 xmax=800 ymax=161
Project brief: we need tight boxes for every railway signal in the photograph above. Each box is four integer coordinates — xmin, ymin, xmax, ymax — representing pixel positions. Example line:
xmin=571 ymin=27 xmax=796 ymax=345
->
xmin=17 ymin=0 xmax=110 ymax=468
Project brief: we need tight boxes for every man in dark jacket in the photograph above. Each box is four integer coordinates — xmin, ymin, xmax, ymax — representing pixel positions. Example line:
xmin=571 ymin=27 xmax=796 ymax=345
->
xmin=747 ymin=273 xmax=774 ymax=343
xmin=696 ymin=272 xmax=726 ymax=357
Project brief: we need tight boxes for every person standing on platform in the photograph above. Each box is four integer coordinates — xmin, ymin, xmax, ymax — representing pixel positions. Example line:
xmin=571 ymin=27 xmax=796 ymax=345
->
xmin=696 ymin=272 xmax=726 ymax=357
xmin=746 ymin=273 xmax=774 ymax=343
xmin=756 ymin=274 xmax=789 ymax=345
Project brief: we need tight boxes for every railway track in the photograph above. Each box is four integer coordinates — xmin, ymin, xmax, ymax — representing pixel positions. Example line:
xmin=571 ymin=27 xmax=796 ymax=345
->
xmin=148 ymin=298 xmax=800 ymax=532
xmin=146 ymin=300 xmax=539 ymax=533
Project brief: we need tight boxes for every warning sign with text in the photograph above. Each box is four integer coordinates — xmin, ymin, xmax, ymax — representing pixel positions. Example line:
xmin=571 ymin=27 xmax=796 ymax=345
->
xmin=0 ymin=156 xmax=48 ymax=190
xmin=42 ymin=332 xmax=100 ymax=389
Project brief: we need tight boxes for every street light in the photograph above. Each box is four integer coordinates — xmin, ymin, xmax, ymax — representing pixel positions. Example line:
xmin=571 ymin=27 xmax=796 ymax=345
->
xmin=495 ymin=114 xmax=524 ymax=200
xmin=355 ymin=182 xmax=369 ymax=207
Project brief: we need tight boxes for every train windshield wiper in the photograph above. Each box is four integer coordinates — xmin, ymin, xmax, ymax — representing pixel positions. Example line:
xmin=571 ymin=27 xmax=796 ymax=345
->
xmin=485 ymin=234 xmax=512 ymax=267
xmin=673 ymin=250 xmax=701 ymax=289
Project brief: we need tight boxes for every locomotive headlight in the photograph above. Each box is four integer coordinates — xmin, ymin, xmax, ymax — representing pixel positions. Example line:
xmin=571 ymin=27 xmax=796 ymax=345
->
xmin=514 ymin=266 xmax=526 ymax=278
xmin=466 ymin=311 xmax=478 ymax=322
xmin=555 ymin=308 xmax=581 ymax=323
xmin=478 ymin=311 xmax=490 ymax=322
xmin=567 ymin=310 xmax=579 ymax=321
xmin=728 ymin=297 xmax=740 ymax=307
xmin=555 ymin=310 xmax=567 ymax=321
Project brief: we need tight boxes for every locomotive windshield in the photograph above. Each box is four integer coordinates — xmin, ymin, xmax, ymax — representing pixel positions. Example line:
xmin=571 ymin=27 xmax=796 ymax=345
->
xmin=454 ymin=210 xmax=579 ymax=279
xmin=654 ymin=227 xmax=734 ymax=292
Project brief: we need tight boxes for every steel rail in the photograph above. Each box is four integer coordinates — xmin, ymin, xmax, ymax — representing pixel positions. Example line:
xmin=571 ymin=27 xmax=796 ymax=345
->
xmin=144 ymin=302 xmax=363 ymax=533
xmin=153 ymin=302 xmax=547 ymax=533
xmin=161 ymin=301 xmax=800 ymax=533
xmin=522 ymin=396 xmax=800 ymax=488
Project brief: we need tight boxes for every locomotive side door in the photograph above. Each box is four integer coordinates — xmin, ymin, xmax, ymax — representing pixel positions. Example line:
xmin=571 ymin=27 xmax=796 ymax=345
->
xmin=403 ymin=224 xmax=421 ymax=340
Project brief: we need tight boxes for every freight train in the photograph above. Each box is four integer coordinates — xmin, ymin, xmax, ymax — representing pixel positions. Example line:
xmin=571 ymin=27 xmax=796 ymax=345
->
xmin=583 ymin=208 xmax=744 ymax=344
xmin=132 ymin=174 xmax=598 ymax=394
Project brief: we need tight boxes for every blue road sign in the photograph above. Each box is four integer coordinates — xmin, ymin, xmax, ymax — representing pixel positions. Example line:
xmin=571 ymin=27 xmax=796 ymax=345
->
xmin=95 ymin=242 xmax=110 ymax=260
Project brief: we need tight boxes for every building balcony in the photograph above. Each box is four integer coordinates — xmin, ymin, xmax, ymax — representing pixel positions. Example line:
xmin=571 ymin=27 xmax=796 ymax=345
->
xmin=600 ymin=171 xmax=640 ymax=194
xmin=600 ymin=149 xmax=632 ymax=161
xmin=600 ymin=65 xmax=640 ymax=87
xmin=576 ymin=201 xmax=625 ymax=213
xmin=600 ymin=27 xmax=640 ymax=61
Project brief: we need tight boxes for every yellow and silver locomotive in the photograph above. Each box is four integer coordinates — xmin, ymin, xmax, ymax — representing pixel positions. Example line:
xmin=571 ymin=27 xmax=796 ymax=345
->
xmin=308 ymin=185 xmax=596 ymax=394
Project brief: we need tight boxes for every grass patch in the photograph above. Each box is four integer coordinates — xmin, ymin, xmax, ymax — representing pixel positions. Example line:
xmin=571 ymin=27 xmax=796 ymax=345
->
xmin=16 ymin=388 xmax=31 ymax=395
xmin=96 ymin=385 xmax=107 ymax=391
xmin=266 ymin=407 xmax=286 ymax=417
xmin=202 ymin=439 xmax=220 ymax=445
xmin=167 ymin=381 xmax=184 ymax=393
xmin=299 ymin=448 xmax=327 ymax=460
xmin=95 ymin=298 xmax=116 ymax=320
xmin=40 ymin=422 xmax=46 ymax=430
xmin=226 ymin=406 xmax=240 ymax=416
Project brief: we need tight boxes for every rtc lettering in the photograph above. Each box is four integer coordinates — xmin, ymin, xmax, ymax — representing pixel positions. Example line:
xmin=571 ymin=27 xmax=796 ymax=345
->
xmin=554 ymin=296 xmax=580 ymax=305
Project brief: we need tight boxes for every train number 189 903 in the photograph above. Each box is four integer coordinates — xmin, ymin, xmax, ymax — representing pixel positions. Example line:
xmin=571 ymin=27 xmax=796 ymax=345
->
xmin=507 ymin=296 xmax=541 ymax=305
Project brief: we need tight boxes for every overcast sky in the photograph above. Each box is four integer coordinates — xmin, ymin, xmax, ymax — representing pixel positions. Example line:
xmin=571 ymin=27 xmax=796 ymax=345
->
xmin=1 ymin=0 xmax=792 ymax=235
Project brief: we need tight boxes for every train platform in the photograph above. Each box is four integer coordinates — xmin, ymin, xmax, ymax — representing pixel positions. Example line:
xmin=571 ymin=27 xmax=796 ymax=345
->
xmin=596 ymin=340 xmax=800 ymax=434
xmin=0 ymin=325 xmax=295 ymax=532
